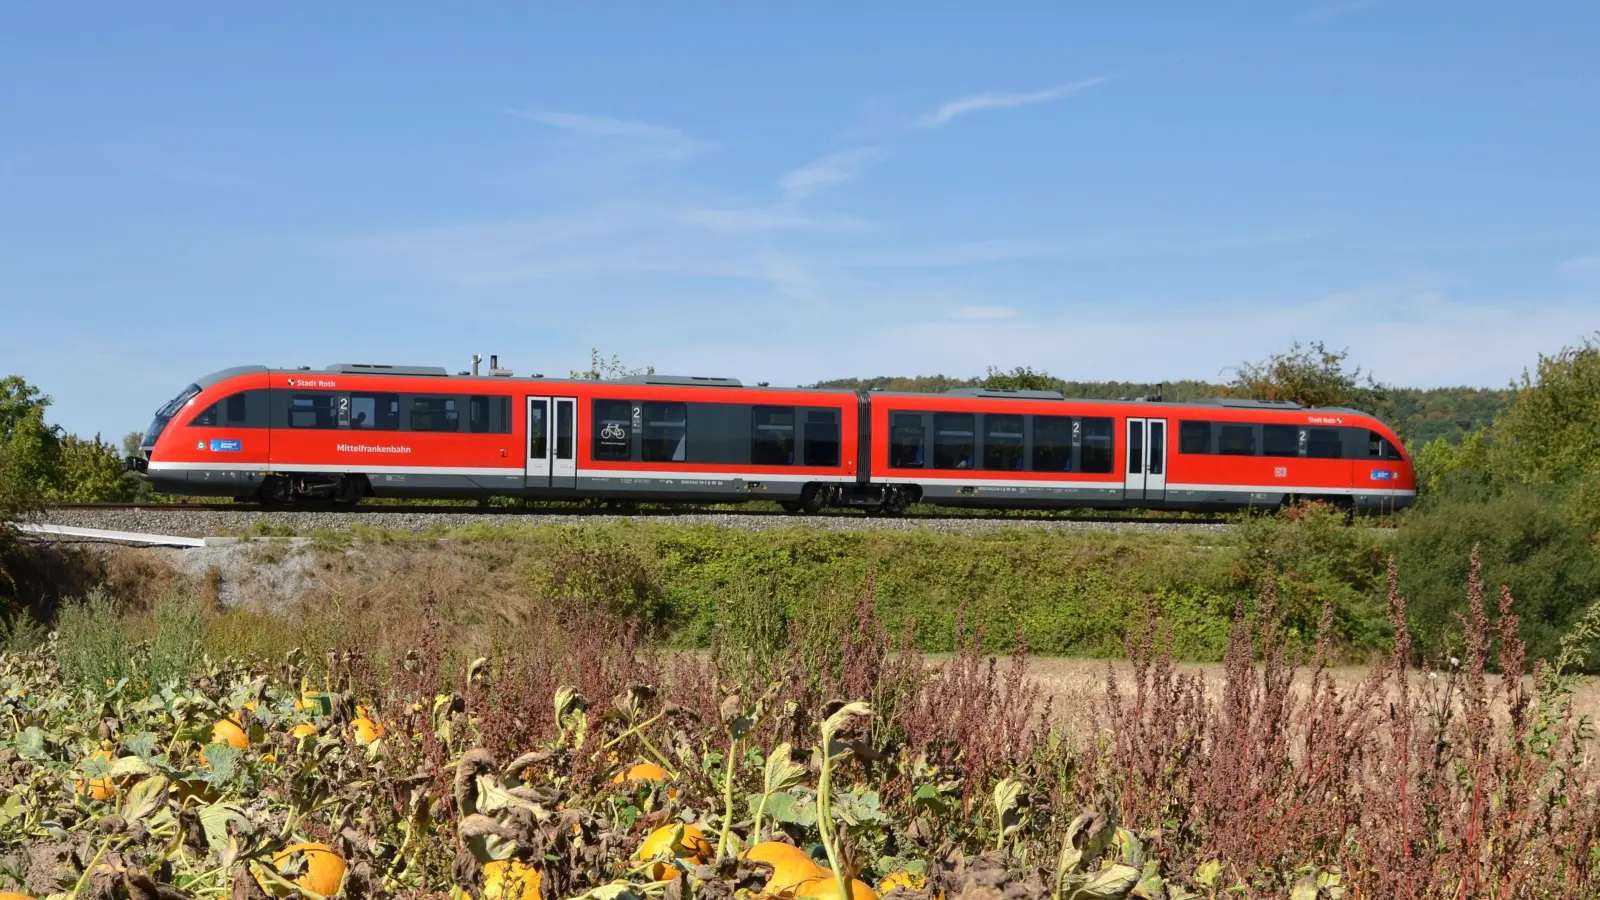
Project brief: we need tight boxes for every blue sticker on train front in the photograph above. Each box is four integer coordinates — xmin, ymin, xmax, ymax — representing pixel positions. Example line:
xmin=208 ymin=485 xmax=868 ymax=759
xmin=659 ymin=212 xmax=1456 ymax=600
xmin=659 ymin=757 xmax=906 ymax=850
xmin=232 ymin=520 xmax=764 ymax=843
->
xmin=1371 ymin=469 xmax=1393 ymax=480
xmin=209 ymin=439 xmax=242 ymax=452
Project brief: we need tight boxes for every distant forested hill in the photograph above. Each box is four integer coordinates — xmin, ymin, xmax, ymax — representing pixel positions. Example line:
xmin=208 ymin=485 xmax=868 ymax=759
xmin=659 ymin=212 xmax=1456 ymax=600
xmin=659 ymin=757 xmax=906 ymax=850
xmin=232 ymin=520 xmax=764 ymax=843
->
xmin=814 ymin=375 xmax=1510 ymax=446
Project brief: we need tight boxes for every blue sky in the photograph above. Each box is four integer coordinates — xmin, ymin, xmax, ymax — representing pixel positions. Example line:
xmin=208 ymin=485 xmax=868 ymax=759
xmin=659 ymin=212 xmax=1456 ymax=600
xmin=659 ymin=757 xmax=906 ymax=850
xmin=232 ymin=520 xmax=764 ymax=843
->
xmin=2 ymin=2 xmax=1597 ymax=439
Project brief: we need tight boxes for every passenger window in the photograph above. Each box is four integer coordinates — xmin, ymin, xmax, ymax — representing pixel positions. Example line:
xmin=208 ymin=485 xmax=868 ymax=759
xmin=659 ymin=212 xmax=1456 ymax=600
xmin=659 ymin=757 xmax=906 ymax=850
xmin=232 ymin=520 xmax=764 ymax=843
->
xmin=1031 ymin=416 xmax=1073 ymax=472
xmin=803 ymin=410 xmax=841 ymax=467
xmin=288 ymin=394 xmax=337 ymax=429
xmin=468 ymin=395 xmax=510 ymax=434
xmin=347 ymin=393 xmax=399 ymax=430
xmin=529 ymin=401 xmax=548 ymax=459
xmin=1219 ymin=424 xmax=1256 ymax=456
xmin=592 ymin=400 xmax=632 ymax=460
xmin=982 ymin=415 xmax=1024 ymax=470
xmin=1179 ymin=421 xmax=1212 ymax=454
xmin=751 ymin=406 xmax=795 ymax=465
xmin=1307 ymin=428 xmax=1344 ymax=459
xmin=1368 ymin=430 xmax=1403 ymax=460
xmin=410 ymin=397 xmax=459 ymax=432
xmin=1080 ymin=417 xmax=1114 ymax=473
xmin=190 ymin=404 xmax=218 ymax=427
xmin=933 ymin=412 xmax=976 ymax=469
xmin=1149 ymin=421 xmax=1165 ymax=475
xmin=889 ymin=415 xmax=924 ymax=468
xmin=641 ymin=401 xmax=687 ymax=462
xmin=1263 ymin=424 xmax=1299 ymax=457
xmin=225 ymin=394 xmax=247 ymax=424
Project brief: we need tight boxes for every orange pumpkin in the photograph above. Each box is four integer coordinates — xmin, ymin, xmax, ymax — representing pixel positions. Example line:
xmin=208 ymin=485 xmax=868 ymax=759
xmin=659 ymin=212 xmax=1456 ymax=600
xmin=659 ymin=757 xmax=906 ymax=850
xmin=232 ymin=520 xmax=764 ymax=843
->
xmin=254 ymin=842 xmax=345 ymax=897
xmin=742 ymin=842 xmax=828 ymax=897
xmin=636 ymin=823 xmax=713 ymax=881
xmin=74 ymin=749 xmax=116 ymax=801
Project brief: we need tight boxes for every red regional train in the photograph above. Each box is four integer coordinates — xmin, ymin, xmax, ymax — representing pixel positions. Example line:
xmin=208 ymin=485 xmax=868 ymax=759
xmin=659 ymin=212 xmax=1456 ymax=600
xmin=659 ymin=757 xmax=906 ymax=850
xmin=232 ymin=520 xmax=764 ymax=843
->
xmin=127 ymin=360 xmax=1417 ymax=513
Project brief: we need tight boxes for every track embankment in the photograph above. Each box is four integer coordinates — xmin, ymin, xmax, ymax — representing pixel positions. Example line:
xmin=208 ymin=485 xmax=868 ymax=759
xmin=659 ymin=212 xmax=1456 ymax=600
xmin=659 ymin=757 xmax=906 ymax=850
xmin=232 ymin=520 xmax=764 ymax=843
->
xmin=35 ymin=504 xmax=1229 ymax=539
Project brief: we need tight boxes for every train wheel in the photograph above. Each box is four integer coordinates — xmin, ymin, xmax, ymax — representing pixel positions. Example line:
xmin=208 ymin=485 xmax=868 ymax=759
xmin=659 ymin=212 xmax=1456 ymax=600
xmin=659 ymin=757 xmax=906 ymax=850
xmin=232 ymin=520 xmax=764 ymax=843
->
xmin=799 ymin=484 xmax=829 ymax=515
xmin=883 ymin=490 xmax=910 ymax=516
xmin=333 ymin=476 xmax=364 ymax=506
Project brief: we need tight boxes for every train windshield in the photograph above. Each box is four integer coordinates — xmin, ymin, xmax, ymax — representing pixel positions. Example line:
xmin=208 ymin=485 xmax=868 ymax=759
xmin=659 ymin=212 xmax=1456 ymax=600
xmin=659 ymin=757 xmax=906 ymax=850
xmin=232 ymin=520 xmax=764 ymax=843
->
xmin=142 ymin=383 xmax=202 ymax=450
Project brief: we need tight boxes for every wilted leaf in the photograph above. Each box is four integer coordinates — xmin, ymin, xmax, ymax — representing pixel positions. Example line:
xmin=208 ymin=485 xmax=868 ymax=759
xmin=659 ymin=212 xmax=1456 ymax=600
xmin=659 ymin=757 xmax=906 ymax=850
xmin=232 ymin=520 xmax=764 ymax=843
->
xmin=111 ymin=756 xmax=156 ymax=779
xmin=123 ymin=775 xmax=169 ymax=822
xmin=1290 ymin=875 xmax=1319 ymax=900
xmin=198 ymin=803 xmax=251 ymax=852
xmin=1071 ymin=864 xmax=1140 ymax=899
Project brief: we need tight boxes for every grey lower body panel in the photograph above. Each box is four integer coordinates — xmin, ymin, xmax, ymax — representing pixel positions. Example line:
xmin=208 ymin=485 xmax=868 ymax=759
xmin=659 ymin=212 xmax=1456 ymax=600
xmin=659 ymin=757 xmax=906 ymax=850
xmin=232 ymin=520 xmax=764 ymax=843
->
xmin=144 ymin=469 xmax=266 ymax=497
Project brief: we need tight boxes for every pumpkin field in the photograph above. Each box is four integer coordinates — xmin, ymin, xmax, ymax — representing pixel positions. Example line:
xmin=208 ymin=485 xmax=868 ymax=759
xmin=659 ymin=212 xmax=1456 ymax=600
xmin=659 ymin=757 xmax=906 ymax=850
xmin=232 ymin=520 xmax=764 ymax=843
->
xmin=2 ymin=551 xmax=1599 ymax=900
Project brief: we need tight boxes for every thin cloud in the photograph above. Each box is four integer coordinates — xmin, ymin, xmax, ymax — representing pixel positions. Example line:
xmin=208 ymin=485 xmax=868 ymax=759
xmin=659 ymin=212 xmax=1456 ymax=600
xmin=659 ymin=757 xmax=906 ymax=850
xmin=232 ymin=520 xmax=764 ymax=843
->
xmin=920 ymin=76 xmax=1116 ymax=127
xmin=953 ymin=305 xmax=1017 ymax=320
xmin=511 ymin=110 xmax=711 ymax=159
xmin=779 ymin=148 xmax=886 ymax=198
xmin=1560 ymin=255 xmax=1600 ymax=273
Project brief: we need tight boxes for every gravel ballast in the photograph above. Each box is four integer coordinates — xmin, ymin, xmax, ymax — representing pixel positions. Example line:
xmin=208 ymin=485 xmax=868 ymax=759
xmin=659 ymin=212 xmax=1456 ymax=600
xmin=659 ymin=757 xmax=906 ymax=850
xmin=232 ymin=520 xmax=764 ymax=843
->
xmin=35 ymin=507 xmax=1227 ymax=539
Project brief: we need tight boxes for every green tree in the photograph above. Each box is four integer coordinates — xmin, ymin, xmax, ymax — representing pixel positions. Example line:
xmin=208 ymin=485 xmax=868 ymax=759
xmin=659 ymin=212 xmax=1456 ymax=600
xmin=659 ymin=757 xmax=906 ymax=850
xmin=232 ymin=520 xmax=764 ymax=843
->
xmin=122 ymin=431 xmax=144 ymax=457
xmin=1487 ymin=333 xmax=1600 ymax=486
xmin=1225 ymin=341 xmax=1391 ymax=414
xmin=571 ymin=348 xmax=654 ymax=380
xmin=981 ymin=365 xmax=1057 ymax=391
xmin=0 ymin=376 xmax=62 ymax=493
xmin=45 ymin=433 xmax=131 ymax=503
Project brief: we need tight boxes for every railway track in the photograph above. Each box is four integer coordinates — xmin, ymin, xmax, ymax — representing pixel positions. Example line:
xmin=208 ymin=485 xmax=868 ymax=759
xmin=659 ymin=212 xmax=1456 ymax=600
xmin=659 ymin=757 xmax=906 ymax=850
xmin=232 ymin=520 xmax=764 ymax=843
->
xmin=44 ymin=502 xmax=1234 ymax=526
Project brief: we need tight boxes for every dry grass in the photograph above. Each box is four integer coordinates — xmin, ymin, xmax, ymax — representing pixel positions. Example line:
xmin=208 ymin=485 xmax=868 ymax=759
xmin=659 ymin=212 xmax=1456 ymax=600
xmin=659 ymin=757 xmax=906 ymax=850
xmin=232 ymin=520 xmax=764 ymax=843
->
xmin=1022 ymin=656 xmax=1600 ymax=744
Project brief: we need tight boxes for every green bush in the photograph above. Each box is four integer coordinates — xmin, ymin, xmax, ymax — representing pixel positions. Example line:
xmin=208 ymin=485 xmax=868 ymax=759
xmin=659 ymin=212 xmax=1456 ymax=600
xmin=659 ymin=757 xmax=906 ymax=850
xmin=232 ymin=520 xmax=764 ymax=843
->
xmin=55 ymin=588 xmax=138 ymax=688
xmin=1394 ymin=488 xmax=1600 ymax=668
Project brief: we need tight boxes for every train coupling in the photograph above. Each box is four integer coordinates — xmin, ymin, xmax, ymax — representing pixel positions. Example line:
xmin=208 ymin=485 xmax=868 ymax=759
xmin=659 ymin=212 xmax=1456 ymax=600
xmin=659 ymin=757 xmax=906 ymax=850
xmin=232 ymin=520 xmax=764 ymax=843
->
xmin=123 ymin=455 xmax=148 ymax=474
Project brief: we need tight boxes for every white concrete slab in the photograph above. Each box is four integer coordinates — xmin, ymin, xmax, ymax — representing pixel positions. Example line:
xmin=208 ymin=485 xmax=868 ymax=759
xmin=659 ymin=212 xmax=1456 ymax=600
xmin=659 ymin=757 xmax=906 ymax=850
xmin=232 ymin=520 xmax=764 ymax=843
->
xmin=15 ymin=523 xmax=239 ymax=547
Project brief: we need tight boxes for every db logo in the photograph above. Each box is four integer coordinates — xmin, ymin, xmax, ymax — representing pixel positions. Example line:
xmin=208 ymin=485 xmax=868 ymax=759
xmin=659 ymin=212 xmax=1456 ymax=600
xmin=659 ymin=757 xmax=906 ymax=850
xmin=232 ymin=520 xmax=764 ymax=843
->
xmin=1274 ymin=466 xmax=1287 ymax=478
xmin=196 ymin=441 xmax=207 ymax=451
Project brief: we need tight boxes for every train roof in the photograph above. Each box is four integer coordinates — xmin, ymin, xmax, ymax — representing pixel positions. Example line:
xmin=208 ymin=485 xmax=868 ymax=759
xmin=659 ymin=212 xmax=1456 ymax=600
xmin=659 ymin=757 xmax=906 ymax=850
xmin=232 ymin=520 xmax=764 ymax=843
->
xmin=186 ymin=363 xmax=1375 ymax=417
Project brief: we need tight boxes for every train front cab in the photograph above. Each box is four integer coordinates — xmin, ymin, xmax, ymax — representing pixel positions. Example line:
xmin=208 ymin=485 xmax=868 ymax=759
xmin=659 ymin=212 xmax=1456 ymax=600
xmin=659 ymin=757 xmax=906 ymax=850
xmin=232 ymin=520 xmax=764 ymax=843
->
xmin=132 ymin=367 xmax=274 ymax=498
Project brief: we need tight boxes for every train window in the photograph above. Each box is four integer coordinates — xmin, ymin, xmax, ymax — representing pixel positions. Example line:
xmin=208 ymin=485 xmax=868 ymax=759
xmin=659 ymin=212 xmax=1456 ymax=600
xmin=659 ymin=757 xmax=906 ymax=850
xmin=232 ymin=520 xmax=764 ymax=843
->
xmin=528 ymin=400 xmax=548 ymax=459
xmin=1307 ymin=428 xmax=1343 ymax=459
xmin=1263 ymin=425 xmax=1299 ymax=457
xmin=593 ymin=400 xmax=632 ymax=460
xmin=350 ymin=393 xmax=399 ymax=431
xmin=1032 ymin=416 xmax=1073 ymax=472
xmin=889 ymin=414 xmax=924 ymax=468
xmin=226 ymin=393 xmax=247 ymax=424
xmin=1080 ymin=417 xmax=1114 ymax=473
xmin=1368 ymin=431 xmax=1403 ymax=460
xmin=410 ymin=397 xmax=460 ymax=432
xmin=190 ymin=403 xmax=218 ymax=427
xmin=1179 ymin=421 xmax=1212 ymax=454
xmin=804 ymin=410 xmax=841 ymax=467
xmin=641 ymin=401 xmax=688 ymax=462
xmin=1149 ymin=421 xmax=1165 ymax=475
xmin=982 ymin=415 xmax=1024 ymax=470
xmin=468 ymin=395 xmax=512 ymax=434
xmin=751 ymin=406 xmax=795 ymax=465
xmin=933 ymin=412 xmax=975 ymax=469
xmin=1219 ymin=424 xmax=1256 ymax=456
xmin=556 ymin=402 xmax=573 ymax=460
xmin=1126 ymin=420 xmax=1144 ymax=474
xmin=287 ymin=394 xmax=337 ymax=429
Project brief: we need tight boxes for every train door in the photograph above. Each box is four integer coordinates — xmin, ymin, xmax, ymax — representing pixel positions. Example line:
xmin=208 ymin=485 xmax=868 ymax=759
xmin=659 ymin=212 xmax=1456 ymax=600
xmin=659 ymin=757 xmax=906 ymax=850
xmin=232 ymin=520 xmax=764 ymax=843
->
xmin=526 ymin=397 xmax=551 ymax=489
xmin=1123 ymin=417 xmax=1169 ymax=502
xmin=526 ymin=396 xmax=578 ymax=490
xmin=552 ymin=397 xmax=577 ymax=489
